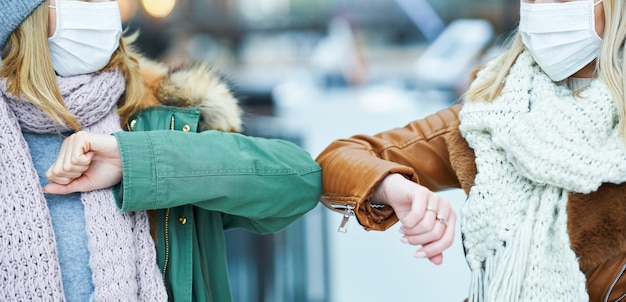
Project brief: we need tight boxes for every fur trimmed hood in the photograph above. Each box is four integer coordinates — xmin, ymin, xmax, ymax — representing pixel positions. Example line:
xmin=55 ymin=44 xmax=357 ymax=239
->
xmin=134 ymin=57 xmax=242 ymax=133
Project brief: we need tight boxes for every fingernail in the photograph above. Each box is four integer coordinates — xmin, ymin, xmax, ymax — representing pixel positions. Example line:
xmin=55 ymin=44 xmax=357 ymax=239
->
xmin=414 ymin=251 xmax=427 ymax=258
xmin=400 ymin=237 xmax=408 ymax=244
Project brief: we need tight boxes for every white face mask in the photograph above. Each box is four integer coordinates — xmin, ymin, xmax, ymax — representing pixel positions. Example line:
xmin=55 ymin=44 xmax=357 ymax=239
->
xmin=48 ymin=0 xmax=122 ymax=77
xmin=519 ymin=0 xmax=603 ymax=81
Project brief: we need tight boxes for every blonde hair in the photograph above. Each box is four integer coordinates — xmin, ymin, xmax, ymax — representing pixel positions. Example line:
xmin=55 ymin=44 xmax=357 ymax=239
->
xmin=463 ymin=0 xmax=626 ymax=135
xmin=598 ymin=0 xmax=626 ymax=135
xmin=0 ymin=1 xmax=145 ymax=130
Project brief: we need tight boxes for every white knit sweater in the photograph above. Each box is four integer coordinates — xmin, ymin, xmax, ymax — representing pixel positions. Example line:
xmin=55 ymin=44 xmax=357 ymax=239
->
xmin=459 ymin=51 xmax=626 ymax=301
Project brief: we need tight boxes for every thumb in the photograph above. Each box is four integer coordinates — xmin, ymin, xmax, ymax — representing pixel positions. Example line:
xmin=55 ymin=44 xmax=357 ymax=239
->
xmin=42 ymin=182 xmax=78 ymax=195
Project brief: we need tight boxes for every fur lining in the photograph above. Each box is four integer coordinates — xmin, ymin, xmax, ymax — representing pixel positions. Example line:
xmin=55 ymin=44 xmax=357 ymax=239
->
xmin=445 ymin=118 xmax=476 ymax=195
xmin=568 ymin=185 xmax=626 ymax=271
xmin=138 ymin=58 xmax=242 ymax=133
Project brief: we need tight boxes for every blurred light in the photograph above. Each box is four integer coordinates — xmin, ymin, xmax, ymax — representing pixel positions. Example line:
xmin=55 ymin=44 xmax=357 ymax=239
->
xmin=239 ymin=0 xmax=289 ymax=21
xmin=118 ymin=0 xmax=139 ymax=22
xmin=141 ymin=0 xmax=176 ymax=18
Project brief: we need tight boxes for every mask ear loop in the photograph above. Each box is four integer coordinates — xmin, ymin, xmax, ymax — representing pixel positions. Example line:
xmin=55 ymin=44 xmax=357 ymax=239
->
xmin=48 ymin=1 xmax=60 ymax=39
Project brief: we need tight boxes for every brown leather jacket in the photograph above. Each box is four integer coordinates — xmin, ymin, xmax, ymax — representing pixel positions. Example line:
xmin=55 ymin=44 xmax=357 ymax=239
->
xmin=316 ymin=103 xmax=626 ymax=302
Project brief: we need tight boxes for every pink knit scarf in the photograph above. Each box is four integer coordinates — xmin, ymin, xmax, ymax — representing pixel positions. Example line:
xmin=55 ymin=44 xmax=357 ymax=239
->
xmin=0 ymin=70 xmax=167 ymax=301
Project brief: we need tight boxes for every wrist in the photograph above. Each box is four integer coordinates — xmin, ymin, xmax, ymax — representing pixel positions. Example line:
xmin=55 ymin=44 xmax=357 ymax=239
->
xmin=371 ymin=173 xmax=406 ymax=205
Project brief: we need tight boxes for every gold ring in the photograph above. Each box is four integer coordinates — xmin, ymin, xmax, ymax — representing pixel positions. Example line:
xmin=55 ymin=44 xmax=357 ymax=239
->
xmin=436 ymin=214 xmax=448 ymax=227
xmin=426 ymin=207 xmax=438 ymax=215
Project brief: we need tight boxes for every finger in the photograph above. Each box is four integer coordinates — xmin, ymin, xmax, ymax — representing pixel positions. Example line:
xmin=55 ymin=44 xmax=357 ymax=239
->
xmin=65 ymin=135 xmax=94 ymax=172
xmin=400 ymin=218 xmax=445 ymax=245
xmin=45 ymin=136 xmax=71 ymax=181
xmin=46 ymin=151 xmax=93 ymax=183
xmin=399 ymin=189 xmax=431 ymax=228
xmin=42 ymin=182 xmax=76 ymax=195
xmin=413 ymin=249 xmax=444 ymax=265
xmin=433 ymin=200 xmax=451 ymax=230
xmin=61 ymin=133 xmax=77 ymax=165
xmin=402 ymin=207 xmax=437 ymax=236
xmin=400 ymin=195 xmax=442 ymax=236
xmin=415 ymin=211 xmax=457 ymax=259
xmin=46 ymin=151 xmax=92 ymax=180
xmin=428 ymin=253 xmax=444 ymax=265
xmin=46 ymin=134 xmax=75 ymax=180
xmin=55 ymin=133 xmax=93 ymax=173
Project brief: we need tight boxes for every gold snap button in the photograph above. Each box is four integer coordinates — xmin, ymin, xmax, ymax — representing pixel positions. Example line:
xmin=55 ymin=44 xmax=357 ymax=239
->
xmin=182 ymin=125 xmax=191 ymax=132
xmin=178 ymin=216 xmax=187 ymax=225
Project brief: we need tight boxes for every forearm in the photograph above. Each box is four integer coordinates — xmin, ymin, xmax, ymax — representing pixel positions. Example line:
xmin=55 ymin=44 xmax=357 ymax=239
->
xmin=113 ymin=130 xmax=321 ymax=216
xmin=318 ymin=105 xmax=462 ymax=199
xmin=316 ymin=105 xmax=463 ymax=230
xmin=316 ymin=137 xmax=416 ymax=205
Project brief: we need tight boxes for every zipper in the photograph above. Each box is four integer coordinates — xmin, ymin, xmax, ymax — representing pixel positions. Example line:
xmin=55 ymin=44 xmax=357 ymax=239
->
xmin=605 ymin=263 xmax=626 ymax=302
xmin=126 ymin=115 xmax=176 ymax=284
xmin=327 ymin=203 xmax=354 ymax=233
xmin=162 ymin=208 xmax=171 ymax=282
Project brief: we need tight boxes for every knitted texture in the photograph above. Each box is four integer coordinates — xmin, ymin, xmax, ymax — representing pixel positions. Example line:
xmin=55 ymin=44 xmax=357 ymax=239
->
xmin=459 ymin=51 xmax=626 ymax=301
xmin=0 ymin=71 xmax=167 ymax=301
xmin=0 ymin=0 xmax=44 ymax=50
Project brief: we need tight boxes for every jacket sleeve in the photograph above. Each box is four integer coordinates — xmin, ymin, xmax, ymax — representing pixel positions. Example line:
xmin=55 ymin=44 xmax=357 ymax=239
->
xmin=112 ymin=130 xmax=322 ymax=233
xmin=315 ymin=103 xmax=463 ymax=231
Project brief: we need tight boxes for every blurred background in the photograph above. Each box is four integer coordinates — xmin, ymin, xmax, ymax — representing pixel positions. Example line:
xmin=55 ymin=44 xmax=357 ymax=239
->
xmin=120 ymin=0 xmax=519 ymax=301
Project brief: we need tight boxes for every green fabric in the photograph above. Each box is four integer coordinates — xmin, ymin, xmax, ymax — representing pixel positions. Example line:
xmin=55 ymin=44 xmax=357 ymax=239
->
xmin=112 ymin=106 xmax=321 ymax=302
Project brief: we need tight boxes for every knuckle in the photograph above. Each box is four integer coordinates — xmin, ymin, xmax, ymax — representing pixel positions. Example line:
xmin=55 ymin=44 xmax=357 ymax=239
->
xmin=51 ymin=165 xmax=63 ymax=175
xmin=70 ymin=155 xmax=83 ymax=165
xmin=406 ymin=236 xmax=422 ymax=246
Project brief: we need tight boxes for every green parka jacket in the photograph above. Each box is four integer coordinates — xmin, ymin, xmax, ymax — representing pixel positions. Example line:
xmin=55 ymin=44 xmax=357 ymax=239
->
xmin=112 ymin=60 xmax=322 ymax=302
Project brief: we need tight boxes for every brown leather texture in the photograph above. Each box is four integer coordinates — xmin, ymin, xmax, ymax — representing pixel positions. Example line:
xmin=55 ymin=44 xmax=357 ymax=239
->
xmin=586 ymin=252 xmax=626 ymax=302
xmin=316 ymin=103 xmax=463 ymax=231
xmin=317 ymin=102 xmax=626 ymax=297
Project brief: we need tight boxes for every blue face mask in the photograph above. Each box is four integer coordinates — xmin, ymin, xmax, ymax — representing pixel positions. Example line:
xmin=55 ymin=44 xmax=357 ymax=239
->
xmin=48 ymin=0 xmax=122 ymax=77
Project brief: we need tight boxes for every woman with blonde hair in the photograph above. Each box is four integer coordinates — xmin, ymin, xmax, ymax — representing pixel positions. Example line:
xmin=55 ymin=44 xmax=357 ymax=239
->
xmin=1 ymin=0 xmax=321 ymax=300
xmin=317 ymin=0 xmax=626 ymax=300
xmin=0 ymin=0 xmax=167 ymax=300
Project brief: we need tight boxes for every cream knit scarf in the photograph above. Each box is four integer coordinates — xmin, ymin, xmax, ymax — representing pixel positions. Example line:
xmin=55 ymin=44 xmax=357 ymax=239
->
xmin=459 ymin=51 xmax=626 ymax=301
xmin=0 ymin=70 xmax=167 ymax=301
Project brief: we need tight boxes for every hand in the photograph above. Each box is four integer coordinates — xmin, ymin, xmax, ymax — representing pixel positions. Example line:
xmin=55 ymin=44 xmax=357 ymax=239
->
xmin=372 ymin=173 xmax=456 ymax=265
xmin=43 ymin=131 xmax=122 ymax=194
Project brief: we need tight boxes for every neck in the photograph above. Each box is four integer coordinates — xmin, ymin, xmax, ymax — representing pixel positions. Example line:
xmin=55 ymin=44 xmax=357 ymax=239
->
xmin=571 ymin=60 xmax=596 ymax=78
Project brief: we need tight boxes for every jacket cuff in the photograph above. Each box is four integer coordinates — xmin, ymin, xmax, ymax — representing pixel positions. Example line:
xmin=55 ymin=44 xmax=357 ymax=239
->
xmin=112 ymin=131 xmax=159 ymax=211
xmin=112 ymin=182 xmax=124 ymax=209
xmin=357 ymin=167 xmax=418 ymax=231
xmin=322 ymin=163 xmax=417 ymax=231
xmin=357 ymin=201 xmax=397 ymax=231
